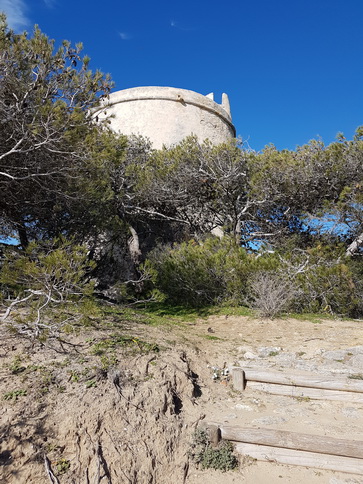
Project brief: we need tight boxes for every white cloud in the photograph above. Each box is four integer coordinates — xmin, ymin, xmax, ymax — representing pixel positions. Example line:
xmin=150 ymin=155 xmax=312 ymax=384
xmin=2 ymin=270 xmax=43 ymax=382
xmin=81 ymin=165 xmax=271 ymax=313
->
xmin=170 ymin=19 xmax=195 ymax=32
xmin=118 ymin=31 xmax=132 ymax=40
xmin=43 ymin=0 xmax=56 ymax=7
xmin=0 ymin=0 xmax=29 ymax=31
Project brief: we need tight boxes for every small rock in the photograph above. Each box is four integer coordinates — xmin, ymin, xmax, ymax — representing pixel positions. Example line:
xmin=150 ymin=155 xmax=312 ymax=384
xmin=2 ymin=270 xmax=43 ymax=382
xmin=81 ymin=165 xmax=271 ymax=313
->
xmin=274 ymin=353 xmax=296 ymax=364
xmin=342 ymin=407 xmax=360 ymax=419
xmin=313 ymin=349 xmax=324 ymax=356
xmin=322 ymin=350 xmax=349 ymax=361
xmin=237 ymin=346 xmax=252 ymax=354
xmin=252 ymin=416 xmax=287 ymax=425
xmin=346 ymin=346 xmax=363 ymax=355
xmin=235 ymin=404 xmax=253 ymax=411
xmin=244 ymin=351 xmax=258 ymax=360
xmin=348 ymin=354 xmax=363 ymax=369
xmin=223 ymin=414 xmax=237 ymax=420
xmin=258 ymin=347 xmax=282 ymax=357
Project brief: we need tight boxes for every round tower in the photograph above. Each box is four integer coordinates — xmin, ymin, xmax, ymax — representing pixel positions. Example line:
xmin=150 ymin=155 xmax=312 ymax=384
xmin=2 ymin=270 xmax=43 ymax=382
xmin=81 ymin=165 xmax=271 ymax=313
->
xmin=95 ymin=86 xmax=235 ymax=148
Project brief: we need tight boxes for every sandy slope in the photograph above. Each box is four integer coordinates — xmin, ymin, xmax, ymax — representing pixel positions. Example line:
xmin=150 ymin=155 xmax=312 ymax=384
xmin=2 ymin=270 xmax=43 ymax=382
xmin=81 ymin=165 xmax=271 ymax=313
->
xmin=1 ymin=313 xmax=363 ymax=483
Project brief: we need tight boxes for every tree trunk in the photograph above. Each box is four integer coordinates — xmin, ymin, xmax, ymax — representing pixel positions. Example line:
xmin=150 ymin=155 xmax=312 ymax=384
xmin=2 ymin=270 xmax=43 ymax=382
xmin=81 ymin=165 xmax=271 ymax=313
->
xmin=127 ymin=224 xmax=142 ymax=267
xmin=17 ymin=222 xmax=29 ymax=249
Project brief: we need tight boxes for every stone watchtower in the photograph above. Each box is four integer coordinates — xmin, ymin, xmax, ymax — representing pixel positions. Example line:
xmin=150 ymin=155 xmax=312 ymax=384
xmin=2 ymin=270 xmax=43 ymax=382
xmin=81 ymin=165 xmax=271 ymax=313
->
xmin=92 ymin=87 xmax=235 ymax=294
xmin=96 ymin=86 xmax=235 ymax=148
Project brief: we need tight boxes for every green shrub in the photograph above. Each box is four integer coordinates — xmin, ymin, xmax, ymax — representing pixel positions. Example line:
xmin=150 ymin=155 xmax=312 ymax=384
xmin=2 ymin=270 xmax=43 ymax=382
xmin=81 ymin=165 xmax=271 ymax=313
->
xmin=55 ymin=458 xmax=70 ymax=475
xmin=0 ymin=238 xmax=96 ymax=338
xmin=90 ymin=334 xmax=159 ymax=355
xmin=144 ymin=237 xmax=253 ymax=307
xmin=291 ymin=244 xmax=362 ymax=316
xmin=3 ymin=389 xmax=27 ymax=401
xmin=201 ymin=441 xmax=238 ymax=471
xmin=189 ymin=429 xmax=238 ymax=472
xmin=145 ymin=236 xmax=363 ymax=317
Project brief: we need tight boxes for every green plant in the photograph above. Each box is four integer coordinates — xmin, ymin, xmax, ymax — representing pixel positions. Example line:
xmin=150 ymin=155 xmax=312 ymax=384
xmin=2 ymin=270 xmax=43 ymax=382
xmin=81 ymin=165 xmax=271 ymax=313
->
xmin=85 ymin=379 xmax=97 ymax=388
xmin=137 ymin=302 xmax=209 ymax=326
xmin=55 ymin=458 xmax=70 ymax=475
xmin=291 ymin=244 xmax=362 ymax=317
xmin=201 ymin=441 xmax=238 ymax=471
xmin=90 ymin=334 xmax=159 ymax=356
xmin=39 ymin=367 xmax=56 ymax=394
xmin=294 ymin=396 xmax=311 ymax=402
xmin=189 ymin=429 xmax=238 ymax=472
xmin=51 ymin=358 xmax=71 ymax=368
xmin=268 ymin=351 xmax=279 ymax=357
xmin=99 ymin=354 xmax=117 ymax=370
xmin=144 ymin=237 xmax=252 ymax=307
xmin=8 ymin=355 xmax=26 ymax=374
xmin=68 ymin=370 xmax=80 ymax=383
xmin=203 ymin=334 xmax=222 ymax=341
xmin=3 ymin=389 xmax=27 ymax=401
xmin=0 ymin=238 xmax=97 ymax=339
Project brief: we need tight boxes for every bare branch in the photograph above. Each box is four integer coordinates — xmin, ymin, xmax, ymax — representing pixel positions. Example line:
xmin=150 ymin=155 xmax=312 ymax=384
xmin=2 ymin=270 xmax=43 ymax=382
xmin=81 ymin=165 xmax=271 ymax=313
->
xmin=346 ymin=232 xmax=363 ymax=257
xmin=44 ymin=455 xmax=60 ymax=484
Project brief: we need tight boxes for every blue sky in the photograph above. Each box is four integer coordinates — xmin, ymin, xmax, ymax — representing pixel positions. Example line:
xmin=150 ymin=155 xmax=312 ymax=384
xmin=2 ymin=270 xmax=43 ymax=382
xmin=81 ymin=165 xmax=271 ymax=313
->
xmin=1 ymin=0 xmax=363 ymax=151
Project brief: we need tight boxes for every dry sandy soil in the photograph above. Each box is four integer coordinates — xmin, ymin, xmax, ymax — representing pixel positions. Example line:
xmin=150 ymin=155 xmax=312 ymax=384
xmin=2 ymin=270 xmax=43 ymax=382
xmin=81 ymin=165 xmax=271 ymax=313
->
xmin=1 ymin=309 xmax=363 ymax=483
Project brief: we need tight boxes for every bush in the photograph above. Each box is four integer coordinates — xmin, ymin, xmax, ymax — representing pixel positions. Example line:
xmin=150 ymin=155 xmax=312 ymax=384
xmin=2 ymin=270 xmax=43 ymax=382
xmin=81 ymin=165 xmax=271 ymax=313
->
xmin=0 ymin=238 xmax=96 ymax=339
xmin=189 ymin=429 xmax=238 ymax=472
xmin=291 ymin=245 xmax=362 ymax=316
xmin=145 ymin=236 xmax=363 ymax=317
xmin=144 ymin=237 xmax=252 ymax=307
xmin=259 ymin=243 xmax=363 ymax=318
xmin=250 ymin=271 xmax=294 ymax=318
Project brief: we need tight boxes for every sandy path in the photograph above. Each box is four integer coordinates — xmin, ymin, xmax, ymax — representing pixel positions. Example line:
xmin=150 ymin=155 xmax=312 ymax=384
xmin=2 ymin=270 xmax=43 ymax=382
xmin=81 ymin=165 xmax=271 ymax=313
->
xmin=1 ymin=313 xmax=363 ymax=483
xmin=181 ymin=315 xmax=363 ymax=483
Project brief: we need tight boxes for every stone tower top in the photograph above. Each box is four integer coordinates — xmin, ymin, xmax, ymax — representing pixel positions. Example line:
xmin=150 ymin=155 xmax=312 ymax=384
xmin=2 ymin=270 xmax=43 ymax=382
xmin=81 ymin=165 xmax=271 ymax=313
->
xmin=95 ymin=86 xmax=236 ymax=148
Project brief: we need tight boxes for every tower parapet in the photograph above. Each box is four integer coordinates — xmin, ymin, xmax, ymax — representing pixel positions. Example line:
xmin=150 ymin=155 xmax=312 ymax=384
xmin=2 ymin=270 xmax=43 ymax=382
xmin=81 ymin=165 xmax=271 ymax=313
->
xmin=96 ymin=86 xmax=235 ymax=148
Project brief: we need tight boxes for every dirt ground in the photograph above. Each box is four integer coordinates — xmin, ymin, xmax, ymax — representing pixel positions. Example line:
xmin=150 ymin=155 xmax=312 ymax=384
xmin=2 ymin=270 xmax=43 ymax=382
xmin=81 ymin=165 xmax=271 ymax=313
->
xmin=1 ymin=311 xmax=363 ymax=483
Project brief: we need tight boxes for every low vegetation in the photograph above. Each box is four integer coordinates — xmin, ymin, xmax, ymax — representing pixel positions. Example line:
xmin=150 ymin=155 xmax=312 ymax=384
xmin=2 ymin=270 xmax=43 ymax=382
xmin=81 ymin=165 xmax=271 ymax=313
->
xmin=189 ymin=429 xmax=238 ymax=472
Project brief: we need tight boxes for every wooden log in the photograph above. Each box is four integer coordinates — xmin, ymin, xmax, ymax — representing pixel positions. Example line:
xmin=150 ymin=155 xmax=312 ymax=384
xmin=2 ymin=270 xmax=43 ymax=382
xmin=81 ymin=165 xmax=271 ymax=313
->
xmin=235 ymin=443 xmax=363 ymax=475
xmin=236 ymin=367 xmax=363 ymax=393
xmin=199 ymin=423 xmax=221 ymax=448
xmin=247 ymin=381 xmax=363 ymax=403
xmin=231 ymin=367 xmax=245 ymax=391
xmin=219 ymin=426 xmax=363 ymax=459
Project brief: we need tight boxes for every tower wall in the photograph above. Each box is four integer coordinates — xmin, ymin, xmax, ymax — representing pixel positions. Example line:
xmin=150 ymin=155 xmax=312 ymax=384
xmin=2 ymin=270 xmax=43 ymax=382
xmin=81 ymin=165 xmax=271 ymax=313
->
xmin=96 ymin=86 xmax=235 ymax=148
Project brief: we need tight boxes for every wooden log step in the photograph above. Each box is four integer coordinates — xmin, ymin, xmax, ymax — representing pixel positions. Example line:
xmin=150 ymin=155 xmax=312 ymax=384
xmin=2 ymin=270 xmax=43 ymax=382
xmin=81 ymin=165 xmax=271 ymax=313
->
xmin=230 ymin=366 xmax=363 ymax=393
xmin=219 ymin=426 xmax=363 ymax=459
xmin=230 ymin=367 xmax=246 ymax=391
xmin=247 ymin=381 xmax=363 ymax=402
xmin=243 ymin=368 xmax=363 ymax=393
xmin=235 ymin=442 xmax=363 ymax=475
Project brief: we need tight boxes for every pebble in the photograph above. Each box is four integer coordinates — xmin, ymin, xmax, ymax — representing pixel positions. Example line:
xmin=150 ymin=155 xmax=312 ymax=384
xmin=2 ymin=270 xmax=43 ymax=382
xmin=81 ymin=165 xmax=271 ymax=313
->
xmin=322 ymin=350 xmax=350 ymax=361
xmin=348 ymin=354 xmax=363 ymax=369
xmin=235 ymin=404 xmax=253 ymax=411
xmin=223 ymin=414 xmax=237 ymax=420
xmin=243 ymin=351 xmax=258 ymax=360
xmin=258 ymin=346 xmax=282 ymax=357
xmin=342 ymin=407 xmax=360 ymax=419
xmin=252 ymin=416 xmax=288 ymax=425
